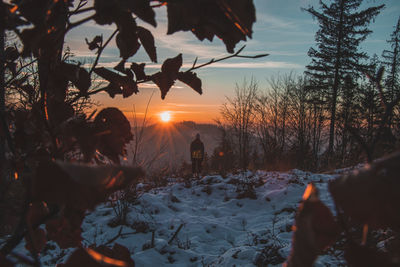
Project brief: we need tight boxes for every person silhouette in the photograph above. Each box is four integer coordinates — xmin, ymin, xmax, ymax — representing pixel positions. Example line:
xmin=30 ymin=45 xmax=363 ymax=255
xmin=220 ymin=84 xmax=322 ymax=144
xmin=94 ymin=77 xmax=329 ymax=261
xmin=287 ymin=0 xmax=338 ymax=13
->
xmin=190 ymin=133 xmax=204 ymax=178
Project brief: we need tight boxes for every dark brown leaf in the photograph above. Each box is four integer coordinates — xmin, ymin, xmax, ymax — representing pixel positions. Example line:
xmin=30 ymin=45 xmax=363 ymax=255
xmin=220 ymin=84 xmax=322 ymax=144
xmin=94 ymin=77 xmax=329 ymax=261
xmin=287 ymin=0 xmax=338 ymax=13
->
xmin=177 ymin=71 xmax=202 ymax=95
xmin=151 ymin=54 xmax=183 ymax=99
xmin=114 ymin=60 xmax=126 ymax=73
xmin=137 ymin=26 xmax=157 ymax=63
xmin=32 ymin=160 xmax=143 ymax=209
xmin=94 ymin=67 xmax=121 ymax=83
xmin=151 ymin=72 xmax=175 ymax=100
xmin=130 ymin=63 xmax=147 ymax=81
xmin=93 ymin=0 xmax=119 ymax=25
xmin=115 ymin=12 xmax=140 ymax=59
xmin=85 ymin=35 xmax=103 ymax=51
xmin=329 ymin=152 xmax=400 ymax=229
xmin=116 ymin=32 xmax=140 ymax=60
xmin=161 ymin=54 xmax=182 ymax=79
xmin=166 ymin=0 xmax=255 ymax=53
xmin=94 ymin=108 xmax=134 ymax=163
xmin=286 ymin=183 xmax=339 ymax=267
xmin=60 ymin=63 xmax=91 ymax=95
xmin=129 ymin=0 xmax=156 ymax=27
xmin=94 ymin=68 xmax=138 ymax=98
xmin=105 ymin=83 xmax=123 ymax=98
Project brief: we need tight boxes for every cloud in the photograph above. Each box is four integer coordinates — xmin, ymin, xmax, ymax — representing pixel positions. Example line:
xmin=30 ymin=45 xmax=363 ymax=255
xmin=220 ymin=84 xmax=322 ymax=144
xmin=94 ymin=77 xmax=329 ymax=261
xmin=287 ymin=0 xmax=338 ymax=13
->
xmin=196 ymin=61 xmax=303 ymax=69
xmin=148 ymin=19 xmax=226 ymax=59
xmin=166 ymin=103 xmax=220 ymax=108
xmin=256 ymin=13 xmax=297 ymax=30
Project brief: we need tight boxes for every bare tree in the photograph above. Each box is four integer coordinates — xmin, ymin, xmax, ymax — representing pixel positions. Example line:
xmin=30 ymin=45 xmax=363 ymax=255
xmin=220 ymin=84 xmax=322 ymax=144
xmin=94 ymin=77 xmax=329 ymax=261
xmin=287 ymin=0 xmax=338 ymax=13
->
xmin=220 ymin=78 xmax=258 ymax=170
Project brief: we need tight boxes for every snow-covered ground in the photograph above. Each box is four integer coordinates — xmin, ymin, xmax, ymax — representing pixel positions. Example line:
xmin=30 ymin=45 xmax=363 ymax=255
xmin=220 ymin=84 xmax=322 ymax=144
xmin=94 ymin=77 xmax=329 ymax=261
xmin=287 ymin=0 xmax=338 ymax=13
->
xmin=14 ymin=170 xmax=345 ymax=266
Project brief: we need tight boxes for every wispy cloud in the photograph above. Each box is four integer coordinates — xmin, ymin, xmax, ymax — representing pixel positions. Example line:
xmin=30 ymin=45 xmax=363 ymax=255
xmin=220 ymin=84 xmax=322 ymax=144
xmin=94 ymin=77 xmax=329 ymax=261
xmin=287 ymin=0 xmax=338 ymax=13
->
xmin=256 ymin=13 xmax=297 ymax=29
xmin=148 ymin=19 xmax=226 ymax=59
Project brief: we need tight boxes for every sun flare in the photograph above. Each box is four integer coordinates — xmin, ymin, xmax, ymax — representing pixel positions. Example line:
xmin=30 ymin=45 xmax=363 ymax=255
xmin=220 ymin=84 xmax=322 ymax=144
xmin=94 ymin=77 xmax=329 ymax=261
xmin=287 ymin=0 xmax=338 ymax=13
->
xmin=160 ymin=111 xmax=171 ymax=122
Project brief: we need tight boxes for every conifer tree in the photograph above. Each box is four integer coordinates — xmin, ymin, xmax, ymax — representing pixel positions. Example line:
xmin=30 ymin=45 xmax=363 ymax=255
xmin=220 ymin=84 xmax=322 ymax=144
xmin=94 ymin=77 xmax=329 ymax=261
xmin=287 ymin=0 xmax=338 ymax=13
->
xmin=304 ymin=0 xmax=384 ymax=155
xmin=382 ymin=16 xmax=400 ymax=102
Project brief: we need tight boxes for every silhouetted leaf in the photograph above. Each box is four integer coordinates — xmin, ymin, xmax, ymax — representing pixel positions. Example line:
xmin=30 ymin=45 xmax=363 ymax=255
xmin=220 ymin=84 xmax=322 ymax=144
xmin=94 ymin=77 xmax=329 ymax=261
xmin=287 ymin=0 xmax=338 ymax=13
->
xmin=94 ymin=68 xmax=138 ymax=98
xmin=151 ymin=72 xmax=175 ymax=100
xmin=105 ymin=83 xmax=123 ymax=98
xmin=286 ymin=183 xmax=339 ymax=267
xmin=130 ymin=62 xmax=147 ymax=81
xmin=116 ymin=32 xmax=140 ymax=60
xmin=32 ymin=160 xmax=143 ymax=213
xmin=114 ymin=60 xmax=126 ymax=73
xmin=162 ymin=54 xmax=182 ymax=78
xmin=93 ymin=0 xmax=119 ymax=25
xmin=137 ymin=26 xmax=157 ymax=62
xmin=85 ymin=35 xmax=103 ymax=51
xmin=177 ymin=71 xmax=202 ymax=95
xmin=60 ymin=63 xmax=91 ymax=95
xmin=94 ymin=108 xmax=134 ymax=163
xmin=151 ymin=54 xmax=183 ymax=99
xmin=130 ymin=0 xmax=156 ymax=27
xmin=329 ymin=152 xmax=400 ymax=229
xmin=115 ymin=12 xmax=140 ymax=59
xmin=166 ymin=0 xmax=255 ymax=53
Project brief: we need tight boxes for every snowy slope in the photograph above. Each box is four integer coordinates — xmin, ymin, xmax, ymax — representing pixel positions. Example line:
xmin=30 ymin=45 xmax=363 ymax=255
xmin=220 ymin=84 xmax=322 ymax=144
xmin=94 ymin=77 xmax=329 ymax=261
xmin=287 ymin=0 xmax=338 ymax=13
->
xmin=15 ymin=170 xmax=343 ymax=266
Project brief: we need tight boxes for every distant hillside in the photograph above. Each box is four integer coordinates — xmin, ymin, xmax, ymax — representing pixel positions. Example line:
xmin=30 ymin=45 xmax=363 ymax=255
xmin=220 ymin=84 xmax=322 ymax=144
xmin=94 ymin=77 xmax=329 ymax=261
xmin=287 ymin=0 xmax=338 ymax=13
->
xmin=126 ymin=121 xmax=221 ymax=170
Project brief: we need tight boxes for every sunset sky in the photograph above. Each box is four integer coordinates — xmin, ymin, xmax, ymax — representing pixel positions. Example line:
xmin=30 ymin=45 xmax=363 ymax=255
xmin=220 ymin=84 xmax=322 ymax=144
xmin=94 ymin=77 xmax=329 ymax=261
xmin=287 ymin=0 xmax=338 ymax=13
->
xmin=65 ymin=0 xmax=400 ymax=124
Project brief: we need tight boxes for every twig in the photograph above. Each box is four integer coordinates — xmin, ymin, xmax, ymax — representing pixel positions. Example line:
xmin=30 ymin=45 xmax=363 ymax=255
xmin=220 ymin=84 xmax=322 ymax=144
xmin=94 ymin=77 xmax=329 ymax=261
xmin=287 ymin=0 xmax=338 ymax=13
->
xmin=168 ymin=223 xmax=184 ymax=245
xmin=103 ymin=226 xmax=123 ymax=246
xmin=151 ymin=230 xmax=155 ymax=248
xmin=187 ymin=45 xmax=269 ymax=72
xmin=89 ymin=29 xmax=119 ymax=76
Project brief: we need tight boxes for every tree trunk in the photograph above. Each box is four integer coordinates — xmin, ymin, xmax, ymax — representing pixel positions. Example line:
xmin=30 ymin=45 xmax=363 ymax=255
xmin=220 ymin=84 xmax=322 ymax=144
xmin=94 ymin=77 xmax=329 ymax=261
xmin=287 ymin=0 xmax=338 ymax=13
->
xmin=0 ymin=0 xmax=7 ymax=231
xmin=328 ymin=0 xmax=345 ymax=156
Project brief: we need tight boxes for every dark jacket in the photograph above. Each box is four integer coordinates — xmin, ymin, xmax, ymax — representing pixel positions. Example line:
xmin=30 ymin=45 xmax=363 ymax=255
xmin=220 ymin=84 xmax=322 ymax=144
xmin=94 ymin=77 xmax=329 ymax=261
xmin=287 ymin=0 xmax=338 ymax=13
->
xmin=190 ymin=138 xmax=204 ymax=161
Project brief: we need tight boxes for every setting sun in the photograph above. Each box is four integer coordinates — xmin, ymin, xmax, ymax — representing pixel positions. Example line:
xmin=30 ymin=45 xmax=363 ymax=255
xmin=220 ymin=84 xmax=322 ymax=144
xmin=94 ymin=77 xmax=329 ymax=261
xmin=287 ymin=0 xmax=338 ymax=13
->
xmin=160 ymin=111 xmax=171 ymax=122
